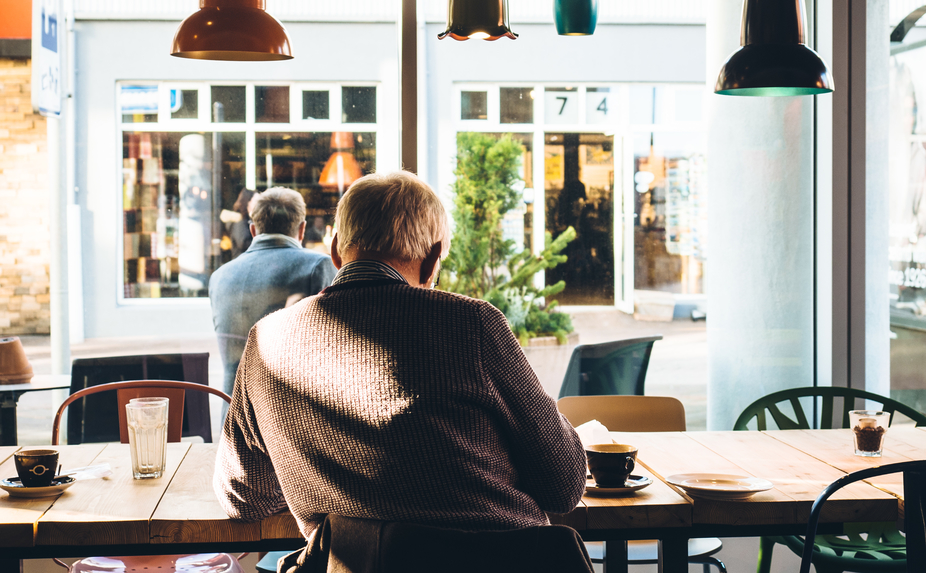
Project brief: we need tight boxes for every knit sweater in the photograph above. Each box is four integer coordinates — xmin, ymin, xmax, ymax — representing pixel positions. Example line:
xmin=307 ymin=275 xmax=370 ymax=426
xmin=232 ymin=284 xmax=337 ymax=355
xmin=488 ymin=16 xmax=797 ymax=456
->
xmin=214 ymin=275 xmax=587 ymax=539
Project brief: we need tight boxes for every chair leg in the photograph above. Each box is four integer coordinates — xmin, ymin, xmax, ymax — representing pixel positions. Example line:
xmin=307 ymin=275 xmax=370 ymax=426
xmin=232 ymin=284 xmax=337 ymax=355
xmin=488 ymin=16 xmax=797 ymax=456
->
xmin=690 ymin=555 xmax=726 ymax=573
xmin=757 ymin=536 xmax=775 ymax=573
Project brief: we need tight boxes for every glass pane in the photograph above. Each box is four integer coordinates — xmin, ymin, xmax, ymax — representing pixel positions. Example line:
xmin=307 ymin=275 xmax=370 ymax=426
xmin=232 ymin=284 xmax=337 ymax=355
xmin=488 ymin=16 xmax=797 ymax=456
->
xmin=889 ymin=50 xmax=926 ymax=412
xmin=120 ymin=85 xmax=158 ymax=123
xmin=170 ymin=89 xmax=198 ymax=120
xmin=122 ymin=131 xmax=246 ymax=299
xmin=461 ymin=91 xmax=487 ymax=120
xmin=342 ymin=86 xmax=376 ymax=123
xmin=545 ymin=132 xmax=615 ymax=305
xmin=586 ymin=87 xmax=614 ymax=124
xmin=674 ymin=88 xmax=703 ymax=122
xmin=633 ymin=131 xmax=706 ymax=294
xmin=500 ymin=87 xmax=533 ymax=124
xmin=545 ymin=87 xmax=579 ymax=124
xmin=303 ymin=90 xmax=330 ymax=120
xmin=629 ymin=85 xmax=667 ymax=124
xmin=256 ymin=86 xmax=290 ymax=123
xmin=256 ymin=131 xmax=376 ymax=246
xmin=211 ymin=86 xmax=246 ymax=123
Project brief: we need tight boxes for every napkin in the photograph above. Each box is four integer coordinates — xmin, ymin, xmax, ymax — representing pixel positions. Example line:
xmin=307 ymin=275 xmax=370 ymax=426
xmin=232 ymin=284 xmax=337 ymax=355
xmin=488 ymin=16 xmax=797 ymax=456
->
xmin=574 ymin=419 xmax=613 ymax=450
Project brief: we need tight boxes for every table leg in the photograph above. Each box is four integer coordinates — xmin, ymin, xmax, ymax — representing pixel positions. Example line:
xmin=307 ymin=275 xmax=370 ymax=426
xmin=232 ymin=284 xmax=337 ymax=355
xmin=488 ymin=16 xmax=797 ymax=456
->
xmin=658 ymin=537 xmax=688 ymax=573
xmin=0 ymin=391 xmax=20 ymax=446
xmin=601 ymin=540 xmax=628 ymax=573
xmin=904 ymin=469 xmax=926 ymax=573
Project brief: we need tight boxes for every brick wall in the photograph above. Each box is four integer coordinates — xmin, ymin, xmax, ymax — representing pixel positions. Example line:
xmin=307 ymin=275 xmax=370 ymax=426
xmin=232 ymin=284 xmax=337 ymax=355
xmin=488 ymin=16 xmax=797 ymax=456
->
xmin=0 ymin=58 xmax=50 ymax=335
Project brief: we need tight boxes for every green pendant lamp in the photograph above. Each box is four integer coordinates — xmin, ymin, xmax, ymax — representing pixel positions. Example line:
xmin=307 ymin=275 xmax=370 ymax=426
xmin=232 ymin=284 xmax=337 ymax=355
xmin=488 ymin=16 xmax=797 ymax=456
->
xmin=715 ymin=0 xmax=832 ymax=96
xmin=171 ymin=0 xmax=293 ymax=61
xmin=554 ymin=0 xmax=598 ymax=36
xmin=438 ymin=0 xmax=518 ymax=41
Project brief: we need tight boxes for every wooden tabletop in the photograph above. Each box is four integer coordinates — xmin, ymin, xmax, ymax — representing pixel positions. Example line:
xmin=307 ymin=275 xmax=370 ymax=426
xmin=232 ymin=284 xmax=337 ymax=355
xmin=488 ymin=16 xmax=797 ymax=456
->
xmin=0 ymin=429 xmax=920 ymax=556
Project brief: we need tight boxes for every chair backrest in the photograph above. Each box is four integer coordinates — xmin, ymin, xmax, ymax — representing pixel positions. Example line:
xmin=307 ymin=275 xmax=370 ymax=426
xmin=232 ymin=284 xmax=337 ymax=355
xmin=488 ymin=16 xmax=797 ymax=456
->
xmin=287 ymin=514 xmax=594 ymax=573
xmin=69 ymin=353 xmax=212 ymax=444
xmin=557 ymin=395 xmax=686 ymax=431
xmin=799 ymin=460 xmax=926 ymax=573
xmin=51 ymin=379 xmax=231 ymax=446
xmin=733 ymin=386 xmax=926 ymax=431
xmin=557 ymin=335 xmax=662 ymax=399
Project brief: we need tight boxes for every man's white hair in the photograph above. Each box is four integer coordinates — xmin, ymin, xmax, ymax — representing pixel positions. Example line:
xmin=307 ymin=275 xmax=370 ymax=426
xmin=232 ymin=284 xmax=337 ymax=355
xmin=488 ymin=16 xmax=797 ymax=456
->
xmin=335 ymin=171 xmax=450 ymax=261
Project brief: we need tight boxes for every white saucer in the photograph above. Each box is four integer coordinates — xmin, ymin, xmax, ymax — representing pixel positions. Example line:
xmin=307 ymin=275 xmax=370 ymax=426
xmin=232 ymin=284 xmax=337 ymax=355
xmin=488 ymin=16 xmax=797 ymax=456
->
xmin=585 ymin=475 xmax=652 ymax=496
xmin=0 ymin=476 xmax=76 ymax=498
xmin=666 ymin=473 xmax=773 ymax=500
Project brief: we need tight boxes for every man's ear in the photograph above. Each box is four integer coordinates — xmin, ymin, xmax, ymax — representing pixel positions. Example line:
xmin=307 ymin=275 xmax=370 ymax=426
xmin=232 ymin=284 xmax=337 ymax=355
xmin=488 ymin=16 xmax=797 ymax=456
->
xmin=419 ymin=242 xmax=442 ymax=287
xmin=296 ymin=220 xmax=307 ymax=243
xmin=330 ymin=233 xmax=343 ymax=270
xmin=249 ymin=222 xmax=258 ymax=238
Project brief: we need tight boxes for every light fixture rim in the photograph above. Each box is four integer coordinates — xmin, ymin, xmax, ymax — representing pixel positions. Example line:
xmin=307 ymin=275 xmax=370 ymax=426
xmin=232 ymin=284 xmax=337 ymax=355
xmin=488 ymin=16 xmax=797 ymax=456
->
xmin=714 ymin=43 xmax=833 ymax=96
xmin=171 ymin=5 xmax=293 ymax=60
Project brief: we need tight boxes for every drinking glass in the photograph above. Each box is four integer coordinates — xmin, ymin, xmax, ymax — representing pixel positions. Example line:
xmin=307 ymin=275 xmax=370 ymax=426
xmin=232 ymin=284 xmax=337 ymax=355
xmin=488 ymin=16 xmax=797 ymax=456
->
xmin=849 ymin=410 xmax=890 ymax=457
xmin=126 ymin=400 xmax=168 ymax=479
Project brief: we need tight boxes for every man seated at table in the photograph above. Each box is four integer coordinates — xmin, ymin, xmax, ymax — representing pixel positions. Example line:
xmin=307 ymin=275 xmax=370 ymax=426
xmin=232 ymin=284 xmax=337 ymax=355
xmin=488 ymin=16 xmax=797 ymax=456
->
xmin=213 ymin=170 xmax=587 ymax=539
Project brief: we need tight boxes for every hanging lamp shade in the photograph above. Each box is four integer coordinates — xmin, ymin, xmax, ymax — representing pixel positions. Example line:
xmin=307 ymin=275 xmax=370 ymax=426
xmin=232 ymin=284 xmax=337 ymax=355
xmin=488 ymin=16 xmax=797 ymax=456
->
xmin=171 ymin=0 xmax=293 ymax=61
xmin=319 ymin=133 xmax=363 ymax=193
xmin=554 ymin=0 xmax=598 ymax=36
xmin=714 ymin=0 xmax=832 ymax=96
xmin=438 ymin=0 xmax=518 ymax=41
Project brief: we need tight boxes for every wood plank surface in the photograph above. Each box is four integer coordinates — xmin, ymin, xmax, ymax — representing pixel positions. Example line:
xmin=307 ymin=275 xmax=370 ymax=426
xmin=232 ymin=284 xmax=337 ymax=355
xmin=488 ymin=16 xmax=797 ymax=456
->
xmin=582 ymin=463 xmax=690 ymax=531
xmin=0 ymin=444 xmax=107 ymax=548
xmin=151 ymin=443 xmax=262 ymax=544
xmin=36 ymin=442 xmax=191 ymax=547
xmin=261 ymin=511 xmax=305 ymax=541
xmin=618 ymin=431 xmax=895 ymax=527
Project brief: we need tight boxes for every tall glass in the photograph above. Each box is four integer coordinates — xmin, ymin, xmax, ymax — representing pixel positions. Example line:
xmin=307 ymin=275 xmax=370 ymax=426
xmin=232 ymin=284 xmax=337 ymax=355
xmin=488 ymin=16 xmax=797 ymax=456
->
xmin=849 ymin=410 xmax=890 ymax=457
xmin=126 ymin=400 xmax=168 ymax=479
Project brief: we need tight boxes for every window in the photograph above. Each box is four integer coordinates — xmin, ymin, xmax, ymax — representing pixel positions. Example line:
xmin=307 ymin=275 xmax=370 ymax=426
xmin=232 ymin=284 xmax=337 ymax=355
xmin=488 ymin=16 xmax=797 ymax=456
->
xmin=118 ymin=82 xmax=379 ymax=300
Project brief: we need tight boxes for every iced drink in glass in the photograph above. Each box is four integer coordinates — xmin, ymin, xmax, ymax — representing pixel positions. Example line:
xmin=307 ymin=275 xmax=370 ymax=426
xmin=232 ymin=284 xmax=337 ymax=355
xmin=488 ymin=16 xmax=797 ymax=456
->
xmin=126 ymin=399 xmax=168 ymax=479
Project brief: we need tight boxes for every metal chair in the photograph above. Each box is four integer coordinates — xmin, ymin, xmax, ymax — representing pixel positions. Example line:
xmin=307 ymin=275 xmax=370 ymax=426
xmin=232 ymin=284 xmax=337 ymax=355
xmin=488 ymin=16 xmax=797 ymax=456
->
xmin=734 ymin=387 xmax=926 ymax=573
xmin=50 ymin=379 xmax=244 ymax=573
xmin=557 ymin=335 xmax=662 ymax=398
xmin=68 ymin=353 xmax=214 ymax=444
xmin=557 ymin=395 xmax=726 ymax=573
xmin=799 ymin=461 xmax=926 ymax=573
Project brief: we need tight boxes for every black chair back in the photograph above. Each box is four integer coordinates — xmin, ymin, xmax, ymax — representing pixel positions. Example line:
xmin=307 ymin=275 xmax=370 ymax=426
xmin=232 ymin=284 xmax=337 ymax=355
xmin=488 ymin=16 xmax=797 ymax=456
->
xmin=68 ymin=353 xmax=211 ymax=444
xmin=799 ymin=460 xmax=926 ymax=573
xmin=558 ymin=335 xmax=662 ymax=398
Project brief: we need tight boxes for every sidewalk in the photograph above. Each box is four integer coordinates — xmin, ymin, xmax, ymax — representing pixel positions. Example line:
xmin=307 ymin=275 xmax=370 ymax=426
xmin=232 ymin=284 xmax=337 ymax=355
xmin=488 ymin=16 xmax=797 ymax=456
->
xmin=12 ymin=308 xmax=708 ymax=446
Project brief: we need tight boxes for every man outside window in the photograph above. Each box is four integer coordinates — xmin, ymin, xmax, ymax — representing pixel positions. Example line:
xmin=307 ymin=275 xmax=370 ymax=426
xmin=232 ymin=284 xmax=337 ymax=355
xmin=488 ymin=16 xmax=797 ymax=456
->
xmin=214 ymin=171 xmax=586 ymax=543
xmin=209 ymin=187 xmax=336 ymax=400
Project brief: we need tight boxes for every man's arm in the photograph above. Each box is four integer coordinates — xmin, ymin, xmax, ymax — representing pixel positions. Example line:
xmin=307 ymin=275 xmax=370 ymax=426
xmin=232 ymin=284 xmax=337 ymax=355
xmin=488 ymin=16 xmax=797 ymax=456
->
xmin=476 ymin=302 xmax=587 ymax=514
xmin=213 ymin=334 xmax=289 ymax=521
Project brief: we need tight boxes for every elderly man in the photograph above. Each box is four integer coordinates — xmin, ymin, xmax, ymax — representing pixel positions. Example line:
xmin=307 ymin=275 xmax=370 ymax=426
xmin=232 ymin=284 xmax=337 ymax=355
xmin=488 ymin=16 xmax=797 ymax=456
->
xmin=214 ymin=171 xmax=586 ymax=540
xmin=209 ymin=187 xmax=336 ymax=399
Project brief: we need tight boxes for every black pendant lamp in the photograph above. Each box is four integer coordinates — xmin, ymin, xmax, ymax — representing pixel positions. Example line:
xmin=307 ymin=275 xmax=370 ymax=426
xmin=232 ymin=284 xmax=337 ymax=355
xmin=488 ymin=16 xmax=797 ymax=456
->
xmin=171 ymin=0 xmax=293 ymax=61
xmin=554 ymin=0 xmax=598 ymax=36
xmin=438 ymin=0 xmax=517 ymax=41
xmin=715 ymin=0 xmax=832 ymax=96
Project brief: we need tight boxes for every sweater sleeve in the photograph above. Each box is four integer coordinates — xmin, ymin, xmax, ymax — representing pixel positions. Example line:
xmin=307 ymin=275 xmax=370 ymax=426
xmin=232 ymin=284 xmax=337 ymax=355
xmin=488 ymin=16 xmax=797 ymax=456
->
xmin=475 ymin=301 xmax=587 ymax=514
xmin=213 ymin=330 xmax=289 ymax=521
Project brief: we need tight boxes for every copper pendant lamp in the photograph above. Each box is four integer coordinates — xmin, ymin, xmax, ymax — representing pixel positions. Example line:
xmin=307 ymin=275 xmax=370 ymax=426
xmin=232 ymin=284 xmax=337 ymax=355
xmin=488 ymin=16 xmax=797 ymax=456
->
xmin=715 ymin=0 xmax=832 ymax=96
xmin=438 ymin=0 xmax=518 ymax=41
xmin=171 ymin=0 xmax=293 ymax=61
xmin=319 ymin=132 xmax=364 ymax=195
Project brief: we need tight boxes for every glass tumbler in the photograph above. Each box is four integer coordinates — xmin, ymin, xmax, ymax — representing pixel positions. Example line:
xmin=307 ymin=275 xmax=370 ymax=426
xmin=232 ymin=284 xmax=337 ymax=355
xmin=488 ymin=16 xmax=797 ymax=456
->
xmin=849 ymin=410 xmax=890 ymax=457
xmin=126 ymin=399 xmax=168 ymax=479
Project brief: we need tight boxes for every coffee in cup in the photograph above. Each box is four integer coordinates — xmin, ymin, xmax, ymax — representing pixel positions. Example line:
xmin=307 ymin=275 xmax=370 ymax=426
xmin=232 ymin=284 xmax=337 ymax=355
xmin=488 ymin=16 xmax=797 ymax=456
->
xmin=14 ymin=449 xmax=59 ymax=487
xmin=586 ymin=444 xmax=637 ymax=488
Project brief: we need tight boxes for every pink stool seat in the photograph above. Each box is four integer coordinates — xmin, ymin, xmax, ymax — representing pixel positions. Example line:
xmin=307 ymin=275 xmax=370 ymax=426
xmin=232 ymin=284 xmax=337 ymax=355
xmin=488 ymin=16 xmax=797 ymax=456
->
xmin=68 ymin=553 xmax=243 ymax=572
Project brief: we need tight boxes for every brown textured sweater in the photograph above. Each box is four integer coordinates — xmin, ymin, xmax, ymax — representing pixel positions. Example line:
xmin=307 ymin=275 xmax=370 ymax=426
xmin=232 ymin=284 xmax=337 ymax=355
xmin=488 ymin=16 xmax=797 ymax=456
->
xmin=214 ymin=275 xmax=587 ymax=539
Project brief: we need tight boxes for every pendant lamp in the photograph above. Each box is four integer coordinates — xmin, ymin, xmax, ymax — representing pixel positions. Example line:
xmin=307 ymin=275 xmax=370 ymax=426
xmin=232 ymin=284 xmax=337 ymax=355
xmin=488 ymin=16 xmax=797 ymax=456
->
xmin=714 ymin=0 xmax=832 ymax=96
xmin=438 ymin=0 xmax=517 ymax=41
xmin=554 ymin=0 xmax=598 ymax=36
xmin=319 ymin=132 xmax=364 ymax=195
xmin=171 ymin=0 xmax=292 ymax=61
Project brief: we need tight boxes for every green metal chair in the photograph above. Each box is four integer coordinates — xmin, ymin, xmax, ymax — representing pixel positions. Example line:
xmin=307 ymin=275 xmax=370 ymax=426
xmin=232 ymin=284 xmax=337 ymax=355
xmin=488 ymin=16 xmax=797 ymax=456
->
xmin=733 ymin=386 xmax=926 ymax=573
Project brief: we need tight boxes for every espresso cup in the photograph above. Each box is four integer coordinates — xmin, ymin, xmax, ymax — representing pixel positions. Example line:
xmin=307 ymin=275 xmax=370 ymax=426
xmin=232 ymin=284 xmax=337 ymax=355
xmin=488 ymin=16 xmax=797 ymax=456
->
xmin=586 ymin=444 xmax=637 ymax=488
xmin=14 ymin=449 xmax=59 ymax=487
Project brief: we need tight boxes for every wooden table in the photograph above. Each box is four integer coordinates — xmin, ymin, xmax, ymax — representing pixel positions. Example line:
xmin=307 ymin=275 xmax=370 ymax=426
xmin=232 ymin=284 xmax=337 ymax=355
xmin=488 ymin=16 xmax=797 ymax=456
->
xmin=0 ymin=375 xmax=71 ymax=446
xmin=0 ymin=429 xmax=921 ymax=572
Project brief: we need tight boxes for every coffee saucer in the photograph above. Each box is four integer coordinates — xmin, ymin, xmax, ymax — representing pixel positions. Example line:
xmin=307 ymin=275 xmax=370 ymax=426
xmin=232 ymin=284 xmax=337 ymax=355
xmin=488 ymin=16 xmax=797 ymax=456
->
xmin=0 ymin=476 xmax=76 ymax=498
xmin=584 ymin=475 xmax=652 ymax=496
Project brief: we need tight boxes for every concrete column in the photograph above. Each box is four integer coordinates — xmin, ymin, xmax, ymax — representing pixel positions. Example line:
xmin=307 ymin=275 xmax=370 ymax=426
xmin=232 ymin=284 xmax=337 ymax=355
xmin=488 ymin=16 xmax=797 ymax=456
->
xmin=706 ymin=0 xmax=816 ymax=429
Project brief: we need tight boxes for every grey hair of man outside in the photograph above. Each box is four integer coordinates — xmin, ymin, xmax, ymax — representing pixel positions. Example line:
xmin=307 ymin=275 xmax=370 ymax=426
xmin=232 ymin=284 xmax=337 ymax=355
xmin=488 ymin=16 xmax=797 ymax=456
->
xmin=249 ymin=187 xmax=306 ymax=237
xmin=335 ymin=171 xmax=451 ymax=262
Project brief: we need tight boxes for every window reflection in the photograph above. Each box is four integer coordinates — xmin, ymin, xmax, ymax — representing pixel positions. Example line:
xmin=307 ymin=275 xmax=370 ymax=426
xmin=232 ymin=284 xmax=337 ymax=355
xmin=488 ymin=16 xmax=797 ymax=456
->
xmin=211 ymin=86 xmax=246 ymax=123
xmin=501 ymin=87 xmax=534 ymax=124
xmin=256 ymin=86 xmax=290 ymax=123
xmin=342 ymin=86 xmax=376 ymax=123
